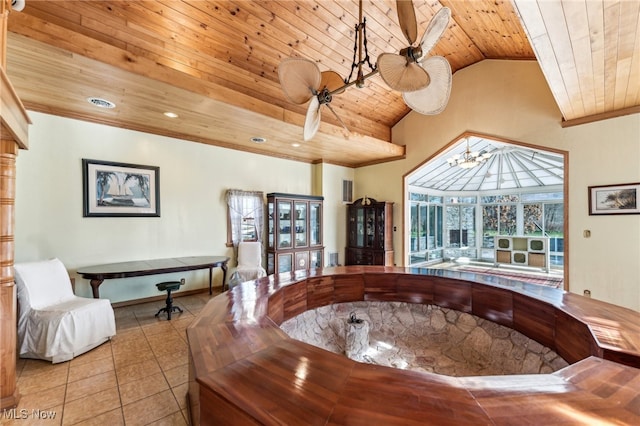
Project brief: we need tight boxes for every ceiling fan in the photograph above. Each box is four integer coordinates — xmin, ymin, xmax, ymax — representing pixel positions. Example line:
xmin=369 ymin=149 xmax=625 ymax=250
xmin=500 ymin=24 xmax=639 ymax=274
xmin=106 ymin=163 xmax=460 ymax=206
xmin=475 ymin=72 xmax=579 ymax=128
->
xmin=278 ymin=58 xmax=349 ymax=141
xmin=381 ymin=4 xmax=453 ymax=115
xmin=278 ymin=0 xmax=452 ymax=142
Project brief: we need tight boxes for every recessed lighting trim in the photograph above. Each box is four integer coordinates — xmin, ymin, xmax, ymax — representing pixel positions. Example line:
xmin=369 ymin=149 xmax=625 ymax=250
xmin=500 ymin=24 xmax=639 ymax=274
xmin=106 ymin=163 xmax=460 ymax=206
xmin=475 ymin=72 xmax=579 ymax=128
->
xmin=87 ymin=97 xmax=116 ymax=109
xmin=164 ymin=112 xmax=179 ymax=118
xmin=251 ymin=137 xmax=267 ymax=144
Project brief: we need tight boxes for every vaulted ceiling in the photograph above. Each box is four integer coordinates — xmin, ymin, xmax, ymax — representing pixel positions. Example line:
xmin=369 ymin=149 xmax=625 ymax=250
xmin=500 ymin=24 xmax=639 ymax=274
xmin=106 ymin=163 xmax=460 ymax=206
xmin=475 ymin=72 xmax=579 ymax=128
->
xmin=4 ymin=1 xmax=639 ymax=167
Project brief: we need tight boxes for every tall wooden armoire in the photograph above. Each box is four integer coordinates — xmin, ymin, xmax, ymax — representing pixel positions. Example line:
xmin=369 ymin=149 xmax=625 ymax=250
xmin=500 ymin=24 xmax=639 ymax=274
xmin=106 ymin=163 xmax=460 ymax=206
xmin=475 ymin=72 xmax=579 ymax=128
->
xmin=345 ymin=197 xmax=393 ymax=266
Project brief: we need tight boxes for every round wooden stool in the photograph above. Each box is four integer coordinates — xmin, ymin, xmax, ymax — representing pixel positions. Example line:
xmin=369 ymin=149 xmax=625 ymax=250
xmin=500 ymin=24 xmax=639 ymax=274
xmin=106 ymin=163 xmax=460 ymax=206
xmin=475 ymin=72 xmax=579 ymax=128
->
xmin=154 ymin=280 xmax=184 ymax=320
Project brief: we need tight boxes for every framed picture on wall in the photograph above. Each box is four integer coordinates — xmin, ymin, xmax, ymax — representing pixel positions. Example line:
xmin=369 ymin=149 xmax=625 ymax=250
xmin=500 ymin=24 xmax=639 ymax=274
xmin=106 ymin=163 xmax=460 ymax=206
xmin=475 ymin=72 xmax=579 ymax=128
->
xmin=83 ymin=159 xmax=160 ymax=217
xmin=588 ymin=182 xmax=640 ymax=215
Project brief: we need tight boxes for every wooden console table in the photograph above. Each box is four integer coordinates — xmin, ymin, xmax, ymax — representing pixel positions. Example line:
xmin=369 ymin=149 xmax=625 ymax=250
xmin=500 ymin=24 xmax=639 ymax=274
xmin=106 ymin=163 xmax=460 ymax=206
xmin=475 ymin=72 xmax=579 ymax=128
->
xmin=77 ymin=256 xmax=229 ymax=298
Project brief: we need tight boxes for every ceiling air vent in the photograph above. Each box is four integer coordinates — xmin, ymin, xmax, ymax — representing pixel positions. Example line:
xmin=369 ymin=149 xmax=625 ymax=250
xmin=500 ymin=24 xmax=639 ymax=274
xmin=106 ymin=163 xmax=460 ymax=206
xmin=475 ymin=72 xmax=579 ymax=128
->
xmin=87 ymin=97 xmax=116 ymax=109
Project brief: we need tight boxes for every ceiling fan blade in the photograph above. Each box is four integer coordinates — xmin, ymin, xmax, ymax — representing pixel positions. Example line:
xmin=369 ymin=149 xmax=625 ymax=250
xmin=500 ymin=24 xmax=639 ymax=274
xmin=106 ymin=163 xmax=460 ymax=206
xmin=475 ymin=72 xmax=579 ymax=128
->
xmin=396 ymin=0 xmax=418 ymax=45
xmin=320 ymin=70 xmax=345 ymax=94
xmin=402 ymin=56 xmax=452 ymax=115
xmin=278 ymin=58 xmax=322 ymax=104
xmin=419 ymin=7 xmax=451 ymax=57
xmin=377 ymin=53 xmax=430 ymax=92
xmin=303 ymin=96 xmax=321 ymax=141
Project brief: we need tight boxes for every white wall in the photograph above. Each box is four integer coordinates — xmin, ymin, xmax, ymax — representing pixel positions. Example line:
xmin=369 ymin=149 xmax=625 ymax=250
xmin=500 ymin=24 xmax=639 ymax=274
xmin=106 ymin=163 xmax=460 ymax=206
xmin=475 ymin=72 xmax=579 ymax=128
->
xmin=316 ymin=163 xmax=354 ymax=266
xmin=15 ymin=112 xmax=349 ymax=303
xmin=357 ymin=60 xmax=640 ymax=311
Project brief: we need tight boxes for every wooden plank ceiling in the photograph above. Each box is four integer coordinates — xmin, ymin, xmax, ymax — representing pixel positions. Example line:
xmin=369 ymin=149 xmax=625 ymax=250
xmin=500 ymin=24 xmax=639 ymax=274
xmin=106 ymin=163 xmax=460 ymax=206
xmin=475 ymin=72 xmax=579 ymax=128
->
xmin=4 ymin=1 xmax=638 ymax=167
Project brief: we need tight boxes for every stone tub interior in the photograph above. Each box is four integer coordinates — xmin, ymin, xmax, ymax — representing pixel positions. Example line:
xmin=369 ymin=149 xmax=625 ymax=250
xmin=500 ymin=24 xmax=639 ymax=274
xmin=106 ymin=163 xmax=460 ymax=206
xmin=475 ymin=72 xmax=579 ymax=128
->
xmin=280 ymin=301 xmax=569 ymax=377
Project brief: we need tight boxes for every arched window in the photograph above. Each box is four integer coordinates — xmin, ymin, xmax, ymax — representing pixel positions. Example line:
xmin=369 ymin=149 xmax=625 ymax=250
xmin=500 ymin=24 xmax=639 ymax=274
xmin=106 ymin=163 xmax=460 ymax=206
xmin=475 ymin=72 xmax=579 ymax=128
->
xmin=406 ymin=133 xmax=566 ymax=270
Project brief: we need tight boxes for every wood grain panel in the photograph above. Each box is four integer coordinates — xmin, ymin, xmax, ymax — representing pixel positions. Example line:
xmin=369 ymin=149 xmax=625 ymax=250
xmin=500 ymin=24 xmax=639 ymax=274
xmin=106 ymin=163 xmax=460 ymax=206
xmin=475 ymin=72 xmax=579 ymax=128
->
xmin=433 ymin=277 xmax=472 ymax=313
xmin=330 ymin=363 xmax=490 ymax=425
xmin=0 ymin=69 xmax=30 ymax=149
xmin=512 ymin=293 xmax=556 ymax=349
xmin=555 ymin=310 xmax=600 ymax=364
xmin=282 ymin=281 xmax=307 ymax=322
xmin=187 ymin=323 xmax=286 ymax=374
xmin=333 ymin=274 xmax=365 ymax=303
xmin=470 ymin=356 xmax=640 ymax=425
xmin=202 ymin=339 xmax=353 ymax=425
xmin=306 ymin=276 xmax=334 ymax=310
xmin=5 ymin=21 xmax=401 ymax=167
xmin=0 ymin=50 xmax=22 ymax=409
xmin=189 ymin=292 xmax=236 ymax=327
xmin=198 ymin=384 xmax=261 ymax=426
xmin=560 ymin=293 xmax=640 ymax=361
xmin=471 ymin=283 xmax=513 ymax=327
xmin=513 ymin=0 xmax=640 ymax=122
xmin=363 ymin=272 xmax=398 ymax=301
xmin=266 ymin=287 xmax=284 ymax=326
xmin=396 ymin=274 xmax=435 ymax=304
xmin=603 ymin=349 xmax=640 ymax=369
xmin=0 ymin=283 xmax=18 ymax=408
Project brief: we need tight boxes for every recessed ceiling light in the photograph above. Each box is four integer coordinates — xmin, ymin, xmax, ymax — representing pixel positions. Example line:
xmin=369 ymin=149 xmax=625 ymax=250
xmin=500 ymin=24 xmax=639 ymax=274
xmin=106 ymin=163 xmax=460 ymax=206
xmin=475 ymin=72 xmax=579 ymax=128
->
xmin=250 ymin=137 xmax=267 ymax=144
xmin=164 ymin=112 xmax=179 ymax=118
xmin=292 ymin=143 xmax=301 ymax=148
xmin=86 ymin=97 xmax=116 ymax=109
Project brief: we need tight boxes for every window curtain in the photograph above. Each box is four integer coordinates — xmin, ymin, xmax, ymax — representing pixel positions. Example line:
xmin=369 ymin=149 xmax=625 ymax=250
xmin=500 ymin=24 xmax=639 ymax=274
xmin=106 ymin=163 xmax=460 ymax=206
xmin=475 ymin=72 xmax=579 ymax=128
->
xmin=226 ymin=189 xmax=264 ymax=248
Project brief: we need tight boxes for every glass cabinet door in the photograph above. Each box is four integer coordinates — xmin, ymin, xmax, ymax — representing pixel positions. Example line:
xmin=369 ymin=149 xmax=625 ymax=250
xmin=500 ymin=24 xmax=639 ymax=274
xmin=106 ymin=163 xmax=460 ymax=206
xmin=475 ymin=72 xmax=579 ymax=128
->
xmin=310 ymin=250 xmax=323 ymax=268
xmin=267 ymin=201 xmax=274 ymax=249
xmin=310 ymin=202 xmax=322 ymax=246
xmin=350 ymin=207 xmax=365 ymax=247
xmin=365 ymin=208 xmax=375 ymax=248
xmin=295 ymin=251 xmax=309 ymax=270
xmin=267 ymin=253 xmax=275 ymax=274
xmin=294 ymin=202 xmax=308 ymax=247
xmin=278 ymin=201 xmax=292 ymax=249
xmin=375 ymin=207 xmax=385 ymax=249
xmin=278 ymin=253 xmax=293 ymax=273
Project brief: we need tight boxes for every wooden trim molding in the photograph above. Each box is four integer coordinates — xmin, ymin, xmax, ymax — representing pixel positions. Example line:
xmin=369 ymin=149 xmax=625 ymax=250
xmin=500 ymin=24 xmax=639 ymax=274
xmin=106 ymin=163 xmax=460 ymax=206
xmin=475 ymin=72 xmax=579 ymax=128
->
xmin=0 ymin=138 xmax=19 ymax=409
xmin=0 ymin=1 xmax=6 ymax=69
xmin=0 ymin=67 xmax=31 ymax=148
xmin=186 ymin=267 xmax=640 ymax=425
xmin=561 ymin=105 xmax=640 ymax=128
xmin=0 ymin=2 xmax=29 ymax=409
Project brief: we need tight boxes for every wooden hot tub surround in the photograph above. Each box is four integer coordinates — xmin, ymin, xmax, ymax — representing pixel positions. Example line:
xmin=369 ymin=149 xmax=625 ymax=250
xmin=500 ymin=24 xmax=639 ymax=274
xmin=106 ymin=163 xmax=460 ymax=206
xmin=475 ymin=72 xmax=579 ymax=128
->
xmin=186 ymin=266 xmax=640 ymax=425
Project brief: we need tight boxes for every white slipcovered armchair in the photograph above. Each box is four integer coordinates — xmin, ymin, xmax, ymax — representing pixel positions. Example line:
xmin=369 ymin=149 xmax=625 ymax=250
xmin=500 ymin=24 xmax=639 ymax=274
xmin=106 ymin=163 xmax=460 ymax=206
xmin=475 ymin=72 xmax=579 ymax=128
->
xmin=14 ymin=258 xmax=116 ymax=363
xmin=227 ymin=241 xmax=267 ymax=290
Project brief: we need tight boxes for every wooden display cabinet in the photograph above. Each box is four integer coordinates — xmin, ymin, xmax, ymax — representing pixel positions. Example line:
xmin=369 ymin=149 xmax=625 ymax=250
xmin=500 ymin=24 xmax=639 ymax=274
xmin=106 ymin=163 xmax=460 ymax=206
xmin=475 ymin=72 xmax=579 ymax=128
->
xmin=267 ymin=193 xmax=324 ymax=274
xmin=345 ymin=197 xmax=394 ymax=266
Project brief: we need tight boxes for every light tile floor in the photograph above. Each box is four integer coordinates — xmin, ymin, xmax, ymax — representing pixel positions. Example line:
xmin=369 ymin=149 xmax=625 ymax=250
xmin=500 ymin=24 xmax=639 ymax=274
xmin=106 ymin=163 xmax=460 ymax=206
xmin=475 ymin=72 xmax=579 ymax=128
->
xmin=6 ymin=292 xmax=219 ymax=426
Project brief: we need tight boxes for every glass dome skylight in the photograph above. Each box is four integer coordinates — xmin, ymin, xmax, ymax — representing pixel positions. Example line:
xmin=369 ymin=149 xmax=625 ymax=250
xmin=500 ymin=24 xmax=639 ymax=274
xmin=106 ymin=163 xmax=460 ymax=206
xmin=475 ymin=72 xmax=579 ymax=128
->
xmin=408 ymin=136 xmax=564 ymax=192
